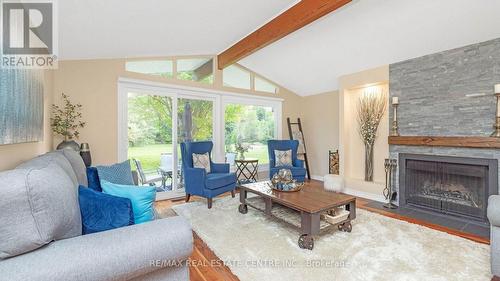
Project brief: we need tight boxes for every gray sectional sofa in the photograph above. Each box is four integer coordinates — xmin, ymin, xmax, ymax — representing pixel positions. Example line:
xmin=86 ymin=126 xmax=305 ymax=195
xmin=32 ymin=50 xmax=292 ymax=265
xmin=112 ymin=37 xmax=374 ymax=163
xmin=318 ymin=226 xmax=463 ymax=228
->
xmin=489 ymin=196 xmax=500 ymax=277
xmin=0 ymin=150 xmax=193 ymax=281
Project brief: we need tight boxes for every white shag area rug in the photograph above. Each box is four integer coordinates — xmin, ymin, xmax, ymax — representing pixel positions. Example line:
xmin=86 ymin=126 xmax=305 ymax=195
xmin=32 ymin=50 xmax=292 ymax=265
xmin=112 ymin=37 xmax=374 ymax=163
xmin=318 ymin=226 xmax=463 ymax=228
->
xmin=172 ymin=196 xmax=491 ymax=281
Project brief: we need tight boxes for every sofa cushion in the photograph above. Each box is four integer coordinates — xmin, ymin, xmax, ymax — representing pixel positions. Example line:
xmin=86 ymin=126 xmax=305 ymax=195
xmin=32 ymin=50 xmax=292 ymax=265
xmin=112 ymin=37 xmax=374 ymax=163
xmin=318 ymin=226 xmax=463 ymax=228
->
xmin=96 ymin=160 xmax=134 ymax=185
xmin=0 ymin=157 xmax=82 ymax=259
xmin=101 ymin=180 xmax=156 ymax=224
xmin=86 ymin=167 xmax=102 ymax=192
xmin=192 ymin=152 xmax=211 ymax=173
xmin=79 ymin=186 xmax=134 ymax=234
xmin=17 ymin=152 xmax=78 ymax=187
xmin=54 ymin=149 xmax=88 ymax=187
xmin=275 ymin=149 xmax=293 ymax=167
xmin=205 ymin=173 xmax=236 ymax=190
xmin=0 ymin=216 xmax=193 ymax=281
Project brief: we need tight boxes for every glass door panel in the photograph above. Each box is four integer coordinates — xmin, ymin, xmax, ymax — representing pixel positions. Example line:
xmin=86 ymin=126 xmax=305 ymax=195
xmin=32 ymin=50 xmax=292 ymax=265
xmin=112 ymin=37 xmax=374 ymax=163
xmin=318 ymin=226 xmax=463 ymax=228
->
xmin=224 ymin=104 xmax=275 ymax=166
xmin=127 ymin=92 xmax=177 ymax=193
xmin=177 ymin=97 xmax=214 ymax=188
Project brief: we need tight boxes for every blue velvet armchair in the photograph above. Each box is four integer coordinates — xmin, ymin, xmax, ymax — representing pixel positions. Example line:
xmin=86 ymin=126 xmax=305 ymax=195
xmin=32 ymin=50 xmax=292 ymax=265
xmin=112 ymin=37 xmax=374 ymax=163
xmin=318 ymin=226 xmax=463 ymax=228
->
xmin=268 ymin=140 xmax=306 ymax=182
xmin=180 ymin=141 xmax=237 ymax=209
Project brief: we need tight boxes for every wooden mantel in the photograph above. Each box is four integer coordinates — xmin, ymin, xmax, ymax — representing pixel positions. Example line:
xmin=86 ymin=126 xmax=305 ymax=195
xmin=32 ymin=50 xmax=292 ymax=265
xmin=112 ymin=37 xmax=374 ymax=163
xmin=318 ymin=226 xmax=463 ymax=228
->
xmin=388 ymin=136 xmax=500 ymax=149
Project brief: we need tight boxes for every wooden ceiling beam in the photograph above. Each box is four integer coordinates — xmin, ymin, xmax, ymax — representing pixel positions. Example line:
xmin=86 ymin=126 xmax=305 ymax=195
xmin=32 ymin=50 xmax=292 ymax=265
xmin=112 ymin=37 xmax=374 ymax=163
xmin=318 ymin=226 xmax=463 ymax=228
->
xmin=193 ymin=59 xmax=214 ymax=81
xmin=217 ymin=0 xmax=352 ymax=69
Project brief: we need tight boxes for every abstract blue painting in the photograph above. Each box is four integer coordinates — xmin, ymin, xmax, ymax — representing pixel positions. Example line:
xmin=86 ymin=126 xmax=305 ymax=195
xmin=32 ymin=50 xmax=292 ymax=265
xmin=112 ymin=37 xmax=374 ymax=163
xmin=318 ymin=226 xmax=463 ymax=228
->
xmin=0 ymin=69 xmax=44 ymax=145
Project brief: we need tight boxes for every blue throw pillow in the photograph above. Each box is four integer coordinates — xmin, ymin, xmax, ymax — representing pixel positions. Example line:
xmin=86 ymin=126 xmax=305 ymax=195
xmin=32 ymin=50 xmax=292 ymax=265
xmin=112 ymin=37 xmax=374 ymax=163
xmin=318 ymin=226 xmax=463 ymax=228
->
xmin=96 ymin=160 xmax=134 ymax=185
xmin=100 ymin=180 xmax=156 ymax=224
xmin=78 ymin=186 xmax=134 ymax=235
xmin=86 ymin=167 xmax=102 ymax=192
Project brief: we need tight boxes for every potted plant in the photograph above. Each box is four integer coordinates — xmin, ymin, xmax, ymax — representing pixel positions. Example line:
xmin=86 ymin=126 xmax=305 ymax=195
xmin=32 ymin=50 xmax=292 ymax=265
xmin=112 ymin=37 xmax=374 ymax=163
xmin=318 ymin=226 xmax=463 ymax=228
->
xmin=51 ymin=93 xmax=86 ymax=151
xmin=234 ymin=136 xmax=250 ymax=160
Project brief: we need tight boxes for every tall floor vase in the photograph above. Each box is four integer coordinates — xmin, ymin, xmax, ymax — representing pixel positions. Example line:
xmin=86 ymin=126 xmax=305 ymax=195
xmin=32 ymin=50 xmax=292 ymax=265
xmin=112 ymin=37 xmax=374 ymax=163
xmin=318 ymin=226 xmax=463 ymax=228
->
xmin=364 ymin=143 xmax=374 ymax=182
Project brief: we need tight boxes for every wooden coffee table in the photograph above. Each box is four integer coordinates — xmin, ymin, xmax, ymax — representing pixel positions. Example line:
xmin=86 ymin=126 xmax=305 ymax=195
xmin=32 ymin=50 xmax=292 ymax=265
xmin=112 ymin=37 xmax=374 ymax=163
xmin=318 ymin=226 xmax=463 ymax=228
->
xmin=238 ymin=181 xmax=356 ymax=250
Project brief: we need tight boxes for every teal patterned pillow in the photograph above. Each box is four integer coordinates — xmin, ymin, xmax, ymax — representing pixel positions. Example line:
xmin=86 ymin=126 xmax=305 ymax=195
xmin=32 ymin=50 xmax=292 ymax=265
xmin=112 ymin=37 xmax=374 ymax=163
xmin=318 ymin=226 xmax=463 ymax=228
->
xmin=192 ymin=152 xmax=211 ymax=173
xmin=275 ymin=149 xmax=293 ymax=167
xmin=96 ymin=160 xmax=134 ymax=185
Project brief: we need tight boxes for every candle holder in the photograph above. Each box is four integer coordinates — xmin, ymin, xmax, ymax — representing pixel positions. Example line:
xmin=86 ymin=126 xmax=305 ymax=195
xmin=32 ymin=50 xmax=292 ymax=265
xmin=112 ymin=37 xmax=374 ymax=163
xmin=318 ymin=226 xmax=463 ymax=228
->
xmin=80 ymin=143 xmax=92 ymax=167
xmin=390 ymin=103 xmax=399 ymax=136
xmin=491 ymin=92 xmax=500 ymax=138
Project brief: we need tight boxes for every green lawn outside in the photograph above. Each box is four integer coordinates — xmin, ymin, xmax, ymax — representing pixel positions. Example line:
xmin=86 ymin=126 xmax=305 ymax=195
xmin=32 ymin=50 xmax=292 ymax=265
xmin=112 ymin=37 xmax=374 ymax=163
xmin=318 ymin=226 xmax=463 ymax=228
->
xmin=238 ymin=143 xmax=269 ymax=164
xmin=128 ymin=143 xmax=269 ymax=171
xmin=128 ymin=144 xmax=174 ymax=172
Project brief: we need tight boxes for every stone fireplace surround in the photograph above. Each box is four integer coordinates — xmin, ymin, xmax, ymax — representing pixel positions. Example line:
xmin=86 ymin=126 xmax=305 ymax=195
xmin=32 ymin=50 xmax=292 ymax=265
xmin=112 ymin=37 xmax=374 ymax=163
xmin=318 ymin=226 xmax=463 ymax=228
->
xmin=388 ymin=37 xmax=500 ymax=230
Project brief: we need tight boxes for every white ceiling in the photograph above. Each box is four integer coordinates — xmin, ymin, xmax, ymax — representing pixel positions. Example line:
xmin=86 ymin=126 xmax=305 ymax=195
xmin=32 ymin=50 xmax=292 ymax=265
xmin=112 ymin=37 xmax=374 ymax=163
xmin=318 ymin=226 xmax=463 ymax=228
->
xmin=58 ymin=0 xmax=298 ymax=60
xmin=59 ymin=0 xmax=500 ymax=96
xmin=240 ymin=0 xmax=500 ymax=96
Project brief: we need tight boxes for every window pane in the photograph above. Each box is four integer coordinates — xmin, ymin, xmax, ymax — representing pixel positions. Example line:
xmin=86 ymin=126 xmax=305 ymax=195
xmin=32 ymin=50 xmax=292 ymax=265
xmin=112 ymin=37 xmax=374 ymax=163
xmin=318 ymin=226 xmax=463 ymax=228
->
xmin=223 ymin=65 xmax=251 ymax=90
xmin=255 ymin=76 xmax=278 ymax=94
xmin=225 ymin=104 xmax=275 ymax=165
xmin=126 ymin=60 xmax=173 ymax=77
xmin=177 ymin=99 xmax=213 ymax=143
xmin=177 ymin=98 xmax=214 ymax=189
xmin=177 ymin=58 xmax=214 ymax=84
xmin=127 ymin=92 xmax=177 ymax=192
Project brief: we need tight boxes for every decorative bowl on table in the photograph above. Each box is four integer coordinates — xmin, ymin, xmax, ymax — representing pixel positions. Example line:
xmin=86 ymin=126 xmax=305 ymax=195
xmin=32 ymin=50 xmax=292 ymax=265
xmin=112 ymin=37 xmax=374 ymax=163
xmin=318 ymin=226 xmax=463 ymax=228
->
xmin=268 ymin=169 xmax=304 ymax=192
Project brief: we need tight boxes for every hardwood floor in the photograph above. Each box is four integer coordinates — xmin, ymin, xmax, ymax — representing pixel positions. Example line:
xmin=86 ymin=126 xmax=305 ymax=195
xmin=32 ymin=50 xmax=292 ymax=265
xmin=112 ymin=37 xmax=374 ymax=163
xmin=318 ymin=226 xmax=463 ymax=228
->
xmin=155 ymin=194 xmax=239 ymax=281
xmin=155 ymin=180 xmax=490 ymax=281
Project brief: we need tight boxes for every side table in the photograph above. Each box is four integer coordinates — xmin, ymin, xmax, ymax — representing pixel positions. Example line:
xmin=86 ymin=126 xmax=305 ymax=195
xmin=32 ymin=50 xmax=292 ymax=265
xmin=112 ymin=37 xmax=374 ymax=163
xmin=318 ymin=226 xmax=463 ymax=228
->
xmin=234 ymin=159 xmax=259 ymax=184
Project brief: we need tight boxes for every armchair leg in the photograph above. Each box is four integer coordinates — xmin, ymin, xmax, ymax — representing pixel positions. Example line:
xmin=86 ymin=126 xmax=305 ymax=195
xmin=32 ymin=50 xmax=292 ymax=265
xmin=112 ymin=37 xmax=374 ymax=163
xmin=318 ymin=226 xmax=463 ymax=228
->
xmin=185 ymin=194 xmax=191 ymax=202
xmin=231 ymin=190 xmax=235 ymax=198
xmin=208 ymin=198 xmax=213 ymax=209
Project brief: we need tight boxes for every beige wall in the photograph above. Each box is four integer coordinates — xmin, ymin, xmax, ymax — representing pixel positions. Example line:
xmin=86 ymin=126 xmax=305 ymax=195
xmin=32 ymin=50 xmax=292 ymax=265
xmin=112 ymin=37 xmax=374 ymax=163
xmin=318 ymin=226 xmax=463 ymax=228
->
xmin=301 ymin=91 xmax=339 ymax=177
xmin=52 ymin=59 xmax=303 ymax=165
xmin=338 ymin=65 xmax=389 ymax=200
xmin=0 ymin=71 xmax=54 ymax=171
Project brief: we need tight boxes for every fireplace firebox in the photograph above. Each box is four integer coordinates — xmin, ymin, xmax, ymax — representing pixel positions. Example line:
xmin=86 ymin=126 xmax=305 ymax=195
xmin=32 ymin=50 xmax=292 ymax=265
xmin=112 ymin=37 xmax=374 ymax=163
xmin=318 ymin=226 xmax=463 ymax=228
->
xmin=399 ymin=154 xmax=498 ymax=224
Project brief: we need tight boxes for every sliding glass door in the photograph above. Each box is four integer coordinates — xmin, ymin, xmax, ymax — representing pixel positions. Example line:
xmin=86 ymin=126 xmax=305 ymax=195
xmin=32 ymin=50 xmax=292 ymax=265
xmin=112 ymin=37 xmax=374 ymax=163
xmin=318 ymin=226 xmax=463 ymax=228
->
xmin=175 ymin=97 xmax=215 ymax=190
xmin=118 ymin=79 xmax=282 ymax=200
xmin=121 ymin=86 xmax=215 ymax=199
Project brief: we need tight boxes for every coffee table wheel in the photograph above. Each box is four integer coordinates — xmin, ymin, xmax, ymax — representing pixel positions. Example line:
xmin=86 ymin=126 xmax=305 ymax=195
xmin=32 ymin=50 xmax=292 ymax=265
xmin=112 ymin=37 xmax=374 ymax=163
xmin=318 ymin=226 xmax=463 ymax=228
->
xmin=298 ymin=234 xmax=314 ymax=250
xmin=238 ymin=204 xmax=248 ymax=214
xmin=338 ymin=221 xmax=352 ymax=232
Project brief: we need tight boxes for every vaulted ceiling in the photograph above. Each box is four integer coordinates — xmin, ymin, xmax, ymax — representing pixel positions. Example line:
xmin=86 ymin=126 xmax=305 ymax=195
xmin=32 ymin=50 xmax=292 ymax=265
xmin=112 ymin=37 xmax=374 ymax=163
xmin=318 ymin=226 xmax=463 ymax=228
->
xmin=59 ymin=0 xmax=500 ymax=96
xmin=240 ymin=0 xmax=500 ymax=95
xmin=58 ymin=0 xmax=298 ymax=59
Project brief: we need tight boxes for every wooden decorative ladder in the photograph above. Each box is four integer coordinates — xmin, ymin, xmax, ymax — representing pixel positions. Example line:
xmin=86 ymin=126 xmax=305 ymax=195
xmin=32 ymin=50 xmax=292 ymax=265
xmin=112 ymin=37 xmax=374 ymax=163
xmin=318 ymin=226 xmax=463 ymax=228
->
xmin=287 ymin=118 xmax=311 ymax=180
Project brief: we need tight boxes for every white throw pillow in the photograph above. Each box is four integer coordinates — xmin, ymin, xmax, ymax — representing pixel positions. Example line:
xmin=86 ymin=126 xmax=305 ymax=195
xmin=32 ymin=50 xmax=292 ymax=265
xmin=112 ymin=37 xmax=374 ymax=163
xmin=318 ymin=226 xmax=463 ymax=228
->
xmin=192 ymin=152 xmax=211 ymax=173
xmin=275 ymin=149 xmax=293 ymax=167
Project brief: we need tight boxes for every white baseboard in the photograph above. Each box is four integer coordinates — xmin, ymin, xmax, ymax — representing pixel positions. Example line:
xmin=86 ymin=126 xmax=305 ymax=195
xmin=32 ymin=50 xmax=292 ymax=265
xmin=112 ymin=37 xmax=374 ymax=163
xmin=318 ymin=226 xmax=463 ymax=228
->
xmin=342 ymin=187 xmax=386 ymax=203
xmin=156 ymin=190 xmax=185 ymax=201
xmin=311 ymin=175 xmax=324 ymax=181
xmin=310 ymin=175 xmax=386 ymax=203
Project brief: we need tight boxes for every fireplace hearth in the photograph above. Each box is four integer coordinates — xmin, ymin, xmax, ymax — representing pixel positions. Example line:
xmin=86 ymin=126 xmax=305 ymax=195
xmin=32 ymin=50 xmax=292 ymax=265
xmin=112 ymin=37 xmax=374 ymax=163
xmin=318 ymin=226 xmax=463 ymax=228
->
xmin=399 ymin=154 xmax=498 ymax=224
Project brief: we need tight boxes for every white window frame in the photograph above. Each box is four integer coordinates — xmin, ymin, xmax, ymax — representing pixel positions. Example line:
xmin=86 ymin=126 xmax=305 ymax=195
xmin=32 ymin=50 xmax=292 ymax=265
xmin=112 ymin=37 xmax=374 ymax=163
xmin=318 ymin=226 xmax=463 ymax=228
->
xmin=117 ymin=78 xmax=283 ymax=197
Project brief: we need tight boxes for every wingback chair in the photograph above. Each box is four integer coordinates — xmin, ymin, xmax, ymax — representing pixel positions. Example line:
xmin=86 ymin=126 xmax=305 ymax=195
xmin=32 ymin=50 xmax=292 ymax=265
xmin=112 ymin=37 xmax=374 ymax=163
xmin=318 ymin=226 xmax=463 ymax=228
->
xmin=180 ymin=141 xmax=237 ymax=209
xmin=268 ymin=140 xmax=306 ymax=182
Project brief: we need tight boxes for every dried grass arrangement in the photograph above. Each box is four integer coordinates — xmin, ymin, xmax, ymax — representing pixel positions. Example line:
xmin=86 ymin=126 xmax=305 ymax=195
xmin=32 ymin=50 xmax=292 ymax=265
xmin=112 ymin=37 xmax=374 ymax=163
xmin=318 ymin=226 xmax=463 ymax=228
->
xmin=357 ymin=90 xmax=387 ymax=181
